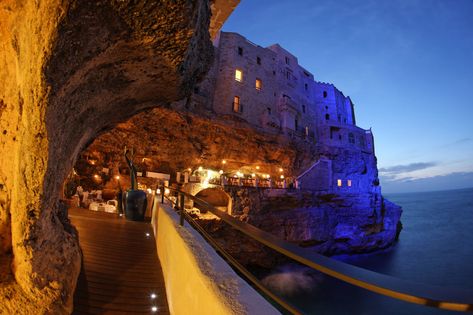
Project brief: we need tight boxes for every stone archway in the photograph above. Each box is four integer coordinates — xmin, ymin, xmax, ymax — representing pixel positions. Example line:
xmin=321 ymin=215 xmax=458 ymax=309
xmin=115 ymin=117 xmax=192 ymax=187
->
xmin=0 ymin=1 xmax=222 ymax=313
xmin=195 ymin=187 xmax=232 ymax=214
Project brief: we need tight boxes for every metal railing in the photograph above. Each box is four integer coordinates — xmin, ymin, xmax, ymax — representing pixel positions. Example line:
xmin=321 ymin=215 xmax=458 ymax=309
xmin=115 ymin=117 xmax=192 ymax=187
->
xmin=160 ymin=185 xmax=473 ymax=314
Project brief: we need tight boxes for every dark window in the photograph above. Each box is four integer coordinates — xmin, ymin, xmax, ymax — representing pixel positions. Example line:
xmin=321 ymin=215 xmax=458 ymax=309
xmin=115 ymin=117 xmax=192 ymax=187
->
xmin=325 ymin=114 xmax=330 ymax=120
xmin=302 ymin=105 xmax=306 ymax=113
xmin=359 ymin=136 xmax=366 ymax=148
xmin=325 ymin=105 xmax=328 ymax=110
xmin=323 ymin=91 xmax=327 ymax=98
xmin=305 ymin=83 xmax=308 ymax=91
xmin=193 ymin=86 xmax=199 ymax=94
xmin=295 ymin=119 xmax=298 ymax=130
xmin=238 ymin=47 xmax=243 ymax=56
xmin=286 ymin=71 xmax=291 ymax=80
xmin=257 ymin=56 xmax=261 ymax=65
xmin=267 ymin=107 xmax=271 ymax=115
xmin=339 ymin=135 xmax=342 ymax=140
xmin=338 ymin=114 xmax=341 ymax=122
xmin=273 ymin=70 xmax=276 ymax=75
xmin=285 ymin=56 xmax=290 ymax=65
xmin=349 ymin=133 xmax=355 ymax=144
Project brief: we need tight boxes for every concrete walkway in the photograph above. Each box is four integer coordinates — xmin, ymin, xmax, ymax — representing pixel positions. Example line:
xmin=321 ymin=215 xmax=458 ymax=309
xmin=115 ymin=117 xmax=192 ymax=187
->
xmin=69 ymin=208 xmax=169 ymax=314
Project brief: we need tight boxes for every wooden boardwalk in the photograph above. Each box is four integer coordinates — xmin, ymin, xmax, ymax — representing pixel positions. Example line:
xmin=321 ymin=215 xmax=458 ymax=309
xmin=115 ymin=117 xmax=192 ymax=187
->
xmin=69 ymin=208 xmax=169 ymax=314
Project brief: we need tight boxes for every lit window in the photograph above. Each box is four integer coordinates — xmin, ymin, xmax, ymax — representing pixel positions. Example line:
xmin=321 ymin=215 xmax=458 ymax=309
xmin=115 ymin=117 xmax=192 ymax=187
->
xmin=235 ymin=69 xmax=243 ymax=82
xmin=347 ymin=180 xmax=352 ymax=187
xmin=257 ymin=56 xmax=261 ymax=65
xmin=255 ymin=78 xmax=262 ymax=90
xmin=233 ymin=96 xmax=240 ymax=113
xmin=238 ymin=47 xmax=243 ymax=56
xmin=305 ymin=126 xmax=309 ymax=136
xmin=337 ymin=179 xmax=342 ymax=187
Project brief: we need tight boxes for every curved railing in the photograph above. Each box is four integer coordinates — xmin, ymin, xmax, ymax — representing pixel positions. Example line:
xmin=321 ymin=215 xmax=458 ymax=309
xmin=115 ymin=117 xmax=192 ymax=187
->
xmin=160 ymin=186 xmax=473 ymax=314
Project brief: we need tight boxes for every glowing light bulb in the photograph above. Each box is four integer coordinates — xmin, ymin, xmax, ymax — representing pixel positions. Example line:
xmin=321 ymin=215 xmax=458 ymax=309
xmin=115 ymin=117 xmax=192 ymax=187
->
xmin=156 ymin=188 xmax=161 ymax=194
xmin=147 ymin=188 xmax=152 ymax=194
xmin=150 ymin=293 xmax=157 ymax=299
xmin=115 ymin=175 xmax=120 ymax=180
xmin=280 ymin=175 xmax=285 ymax=179
xmin=219 ymin=170 xmax=223 ymax=175
xmin=151 ymin=306 xmax=158 ymax=312
xmin=222 ymin=160 xmax=227 ymax=164
xmin=146 ymin=233 xmax=150 ymax=237
xmin=198 ymin=166 xmax=203 ymax=171
xmin=279 ymin=168 xmax=283 ymax=172
xmin=256 ymin=166 xmax=260 ymax=170
xmin=188 ymin=168 xmax=192 ymax=172
xmin=165 ymin=188 xmax=170 ymax=195
xmin=94 ymin=174 xmax=99 ymax=179
xmin=251 ymin=173 xmax=255 ymax=178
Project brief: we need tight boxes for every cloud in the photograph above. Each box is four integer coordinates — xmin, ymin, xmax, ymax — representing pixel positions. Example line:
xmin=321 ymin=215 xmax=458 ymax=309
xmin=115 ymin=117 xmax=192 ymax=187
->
xmin=379 ymin=162 xmax=437 ymax=174
xmin=381 ymin=171 xmax=473 ymax=194
xmin=439 ymin=138 xmax=472 ymax=149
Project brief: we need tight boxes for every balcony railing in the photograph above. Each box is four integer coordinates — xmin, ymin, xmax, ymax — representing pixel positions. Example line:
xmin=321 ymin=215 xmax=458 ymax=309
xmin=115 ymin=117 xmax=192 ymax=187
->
xmin=160 ymin=185 xmax=473 ymax=314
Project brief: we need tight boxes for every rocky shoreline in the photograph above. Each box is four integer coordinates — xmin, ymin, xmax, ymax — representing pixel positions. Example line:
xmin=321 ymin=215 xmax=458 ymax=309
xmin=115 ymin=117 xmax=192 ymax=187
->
xmin=195 ymin=189 xmax=402 ymax=269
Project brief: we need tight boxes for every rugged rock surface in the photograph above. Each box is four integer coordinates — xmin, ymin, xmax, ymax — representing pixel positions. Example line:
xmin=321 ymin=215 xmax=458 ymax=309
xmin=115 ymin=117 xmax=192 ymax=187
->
xmin=78 ymin=107 xmax=309 ymax=182
xmin=198 ymin=188 xmax=402 ymax=269
xmin=0 ymin=1 xmax=214 ymax=313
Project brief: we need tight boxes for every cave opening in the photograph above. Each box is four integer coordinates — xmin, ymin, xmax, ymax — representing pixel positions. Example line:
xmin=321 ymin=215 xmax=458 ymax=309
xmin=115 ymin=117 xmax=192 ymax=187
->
xmin=64 ymin=106 xmax=299 ymax=221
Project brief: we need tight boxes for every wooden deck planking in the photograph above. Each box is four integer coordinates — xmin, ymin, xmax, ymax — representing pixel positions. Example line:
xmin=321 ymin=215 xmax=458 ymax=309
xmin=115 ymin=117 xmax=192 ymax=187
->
xmin=69 ymin=208 xmax=169 ymax=315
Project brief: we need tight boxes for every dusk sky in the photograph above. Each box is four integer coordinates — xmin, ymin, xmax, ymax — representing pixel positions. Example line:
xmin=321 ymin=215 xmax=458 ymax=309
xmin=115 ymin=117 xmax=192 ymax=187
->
xmin=222 ymin=0 xmax=473 ymax=193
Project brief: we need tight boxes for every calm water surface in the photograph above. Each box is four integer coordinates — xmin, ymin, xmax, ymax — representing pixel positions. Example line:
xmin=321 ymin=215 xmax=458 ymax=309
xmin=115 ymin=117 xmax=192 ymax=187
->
xmin=284 ymin=187 xmax=473 ymax=314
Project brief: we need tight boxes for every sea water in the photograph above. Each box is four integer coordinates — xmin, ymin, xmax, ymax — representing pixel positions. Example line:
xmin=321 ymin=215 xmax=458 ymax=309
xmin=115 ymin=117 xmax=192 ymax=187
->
xmin=276 ymin=187 xmax=473 ymax=314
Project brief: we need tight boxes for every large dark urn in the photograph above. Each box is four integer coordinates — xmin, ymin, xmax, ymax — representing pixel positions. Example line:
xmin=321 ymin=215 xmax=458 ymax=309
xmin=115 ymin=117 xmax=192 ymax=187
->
xmin=124 ymin=189 xmax=147 ymax=221
xmin=123 ymin=147 xmax=147 ymax=221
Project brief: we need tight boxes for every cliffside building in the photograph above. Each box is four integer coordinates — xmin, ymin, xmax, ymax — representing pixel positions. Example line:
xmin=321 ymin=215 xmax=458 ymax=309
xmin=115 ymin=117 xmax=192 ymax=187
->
xmin=183 ymin=31 xmax=379 ymax=194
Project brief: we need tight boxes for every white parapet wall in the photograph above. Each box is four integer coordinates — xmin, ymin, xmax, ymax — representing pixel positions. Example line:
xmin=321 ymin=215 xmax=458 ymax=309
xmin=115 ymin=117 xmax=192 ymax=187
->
xmin=152 ymin=201 xmax=280 ymax=315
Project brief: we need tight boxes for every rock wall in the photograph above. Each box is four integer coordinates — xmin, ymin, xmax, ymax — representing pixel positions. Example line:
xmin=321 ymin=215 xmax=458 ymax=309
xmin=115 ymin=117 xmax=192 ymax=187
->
xmin=0 ymin=1 xmax=214 ymax=313
xmin=199 ymin=187 xmax=402 ymax=268
xmin=78 ymin=107 xmax=305 ymax=182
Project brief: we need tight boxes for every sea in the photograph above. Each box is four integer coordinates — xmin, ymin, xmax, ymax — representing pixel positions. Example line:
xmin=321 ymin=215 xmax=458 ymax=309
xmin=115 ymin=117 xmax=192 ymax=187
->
xmin=266 ymin=187 xmax=473 ymax=315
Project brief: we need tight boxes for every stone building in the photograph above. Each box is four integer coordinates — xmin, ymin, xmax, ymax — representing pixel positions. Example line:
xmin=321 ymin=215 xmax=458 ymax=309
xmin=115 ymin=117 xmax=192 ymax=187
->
xmin=182 ymin=31 xmax=379 ymax=194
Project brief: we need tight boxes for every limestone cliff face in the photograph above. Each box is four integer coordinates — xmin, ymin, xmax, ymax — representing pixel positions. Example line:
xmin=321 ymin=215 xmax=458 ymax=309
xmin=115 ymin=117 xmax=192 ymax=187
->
xmin=80 ymin=106 xmax=402 ymax=269
xmin=199 ymin=188 xmax=402 ymax=268
xmin=80 ymin=107 xmax=305 ymax=181
xmin=0 ymin=1 xmax=214 ymax=313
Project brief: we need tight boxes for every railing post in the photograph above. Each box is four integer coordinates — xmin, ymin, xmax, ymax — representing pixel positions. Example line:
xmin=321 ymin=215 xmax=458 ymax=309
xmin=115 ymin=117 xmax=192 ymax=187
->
xmin=179 ymin=193 xmax=185 ymax=226
xmin=161 ymin=185 xmax=165 ymax=203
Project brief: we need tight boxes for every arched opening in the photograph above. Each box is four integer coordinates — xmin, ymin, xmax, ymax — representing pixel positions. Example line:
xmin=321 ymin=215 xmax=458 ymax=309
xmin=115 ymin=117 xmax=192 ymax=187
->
xmin=195 ymin=188 xmax=232 ymax=214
